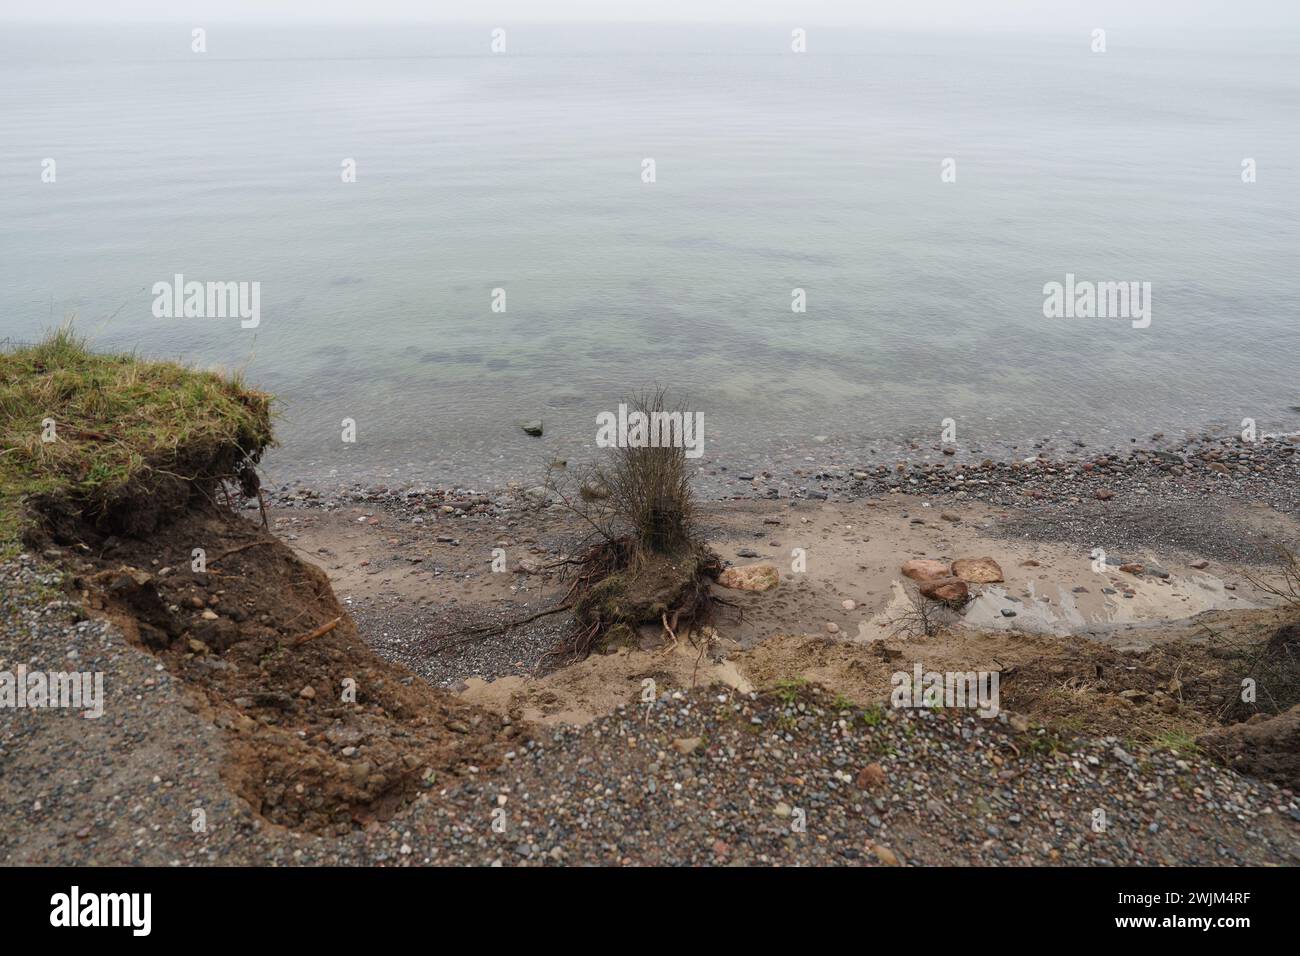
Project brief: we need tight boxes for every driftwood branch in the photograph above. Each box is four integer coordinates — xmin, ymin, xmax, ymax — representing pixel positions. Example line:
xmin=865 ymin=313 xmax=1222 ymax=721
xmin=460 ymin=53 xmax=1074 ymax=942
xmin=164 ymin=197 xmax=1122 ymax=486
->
xmin=290 ymin=616 xmax=341 ymax=647
xmin=429 ymin=604 xmax=572 ymax=654
xmin=210 ymin=540 xmax=276 ymax=564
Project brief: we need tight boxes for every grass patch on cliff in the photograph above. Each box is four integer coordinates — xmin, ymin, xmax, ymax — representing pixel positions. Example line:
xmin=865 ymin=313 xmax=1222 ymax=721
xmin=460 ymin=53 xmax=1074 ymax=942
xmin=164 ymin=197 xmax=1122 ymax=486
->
xmin=0 ymin=327 xmax=274 ymax=554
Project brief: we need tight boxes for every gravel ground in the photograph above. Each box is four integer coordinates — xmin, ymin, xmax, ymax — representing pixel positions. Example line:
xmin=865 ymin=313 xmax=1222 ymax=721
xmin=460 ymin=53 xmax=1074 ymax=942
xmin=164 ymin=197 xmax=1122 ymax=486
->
xmin=268 ymin=433 xmax=1299 ymax=513
xmin=724 ymin=434 xmax=1299 ymax=540
xmin=265 ymin=432 xmax=1298 ymax=563
xmin=0 ymin=555 xmax=270 ymax=866
xmin=352 ymin=601 xmax=567 ymax=688
xmin=404 ymin=684 xmax=1300 ymax=867
xmin=268 ymin=495 xmax=575 ymax=686
xmin=4 ymin=431 xmax=1297 ymax=867
xmin=4 ymin=552 xmax=1298 ymax=866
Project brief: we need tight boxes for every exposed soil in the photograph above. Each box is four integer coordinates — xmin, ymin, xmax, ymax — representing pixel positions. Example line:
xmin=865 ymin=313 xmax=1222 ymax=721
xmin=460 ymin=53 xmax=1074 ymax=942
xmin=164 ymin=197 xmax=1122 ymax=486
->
xmin=1199 ymin=704 xmax=1300 ymax=789
xmin=54 ymin=503 xmax=517 ymax=836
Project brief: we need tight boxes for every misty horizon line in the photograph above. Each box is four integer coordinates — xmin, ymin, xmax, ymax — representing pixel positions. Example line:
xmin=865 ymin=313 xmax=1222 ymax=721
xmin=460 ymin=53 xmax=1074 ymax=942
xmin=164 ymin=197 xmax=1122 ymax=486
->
xmin=3 ymin=17 xmax=1295 ymax=31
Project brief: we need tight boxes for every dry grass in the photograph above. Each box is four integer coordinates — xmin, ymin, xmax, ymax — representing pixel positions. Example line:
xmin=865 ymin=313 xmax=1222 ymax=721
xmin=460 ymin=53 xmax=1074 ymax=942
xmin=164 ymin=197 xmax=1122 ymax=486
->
xmin=573 ymin=387 xmax=698 ymax=558
xmin=0 ymin=325 xmax=274 ymax=552
xmin=1244 ymin=545 xmax=1300 ymax=611
xmin=542 ymin=387 xmax=723 ymax=660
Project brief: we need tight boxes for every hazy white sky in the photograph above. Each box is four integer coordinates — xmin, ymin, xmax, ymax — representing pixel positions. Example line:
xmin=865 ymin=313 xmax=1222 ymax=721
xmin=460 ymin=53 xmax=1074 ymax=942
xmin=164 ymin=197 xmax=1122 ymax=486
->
xmin=4 ymin=0 xmax=1298 ymax=29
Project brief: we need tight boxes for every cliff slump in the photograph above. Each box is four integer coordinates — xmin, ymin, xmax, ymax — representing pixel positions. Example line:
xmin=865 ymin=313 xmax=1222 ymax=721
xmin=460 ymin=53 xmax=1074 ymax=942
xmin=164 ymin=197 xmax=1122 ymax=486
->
xmin=2 ymin=332 xmax=515 ymax=834
xmin=74 ymin=505 xmax=513 ymax=834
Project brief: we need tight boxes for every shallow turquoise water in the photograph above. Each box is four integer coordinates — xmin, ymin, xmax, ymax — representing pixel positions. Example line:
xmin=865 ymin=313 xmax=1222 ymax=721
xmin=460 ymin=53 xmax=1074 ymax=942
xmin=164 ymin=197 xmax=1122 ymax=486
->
xmin=2 ymin=23 xmax=1298 ymax=484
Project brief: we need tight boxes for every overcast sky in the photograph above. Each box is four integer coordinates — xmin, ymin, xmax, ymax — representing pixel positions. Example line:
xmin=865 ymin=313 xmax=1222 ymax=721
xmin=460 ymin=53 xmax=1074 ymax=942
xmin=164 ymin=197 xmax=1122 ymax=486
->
xmin=5 ymin=0 xmax=1299 ymax=29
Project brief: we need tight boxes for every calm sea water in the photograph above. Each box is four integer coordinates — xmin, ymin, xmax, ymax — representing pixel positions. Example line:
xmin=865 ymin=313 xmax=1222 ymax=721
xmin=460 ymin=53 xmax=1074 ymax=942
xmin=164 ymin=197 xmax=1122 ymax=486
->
xmin=3 ymin=23 xmax=1298 ymax=486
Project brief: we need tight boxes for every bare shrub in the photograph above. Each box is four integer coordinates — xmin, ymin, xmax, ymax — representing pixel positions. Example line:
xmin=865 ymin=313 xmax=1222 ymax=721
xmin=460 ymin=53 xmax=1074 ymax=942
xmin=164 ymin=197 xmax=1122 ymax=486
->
xmin=540 ymin=388 xmax=725 ymax=663
xmin=886 ymin=585 xmax=958 ymax=639
xmin=1244 ymin=544 xmax=1300 ymax=611
xmin=1201 ymin=545 xmax=1300 ymax=721
xmin=562 ymin=387 xmax=697 ymax=558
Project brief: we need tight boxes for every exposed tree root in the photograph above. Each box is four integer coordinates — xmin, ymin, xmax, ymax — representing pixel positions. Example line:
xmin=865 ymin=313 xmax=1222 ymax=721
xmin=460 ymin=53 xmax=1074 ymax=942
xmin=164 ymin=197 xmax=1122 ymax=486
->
xmin=542 ymin=535 xmax=723 ymax=666
xmin=427 ymin=604 xmax=573 ymax=655
xmin=437 ymin=387 xmax=732 ymax=669
xmin=661 ymin=610 xmax=679 ymax=653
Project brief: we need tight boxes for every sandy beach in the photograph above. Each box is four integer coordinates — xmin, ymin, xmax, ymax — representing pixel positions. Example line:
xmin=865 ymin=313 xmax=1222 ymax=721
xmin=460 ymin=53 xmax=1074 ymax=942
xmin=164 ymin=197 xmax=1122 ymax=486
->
xmin=5 ymin=420 xmax=1296 ymax=867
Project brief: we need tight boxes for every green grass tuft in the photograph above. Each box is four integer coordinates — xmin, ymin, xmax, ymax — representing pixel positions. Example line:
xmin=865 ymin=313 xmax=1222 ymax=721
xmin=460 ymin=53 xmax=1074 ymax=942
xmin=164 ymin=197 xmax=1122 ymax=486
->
xmin=1150 ymin=729 xmax=1201 ymax=755
xmin=0 ymin=325 xmax=274 ymax=555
